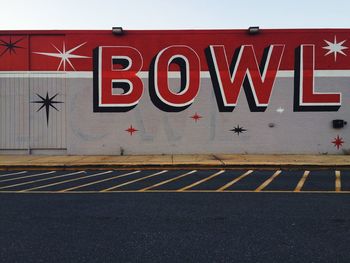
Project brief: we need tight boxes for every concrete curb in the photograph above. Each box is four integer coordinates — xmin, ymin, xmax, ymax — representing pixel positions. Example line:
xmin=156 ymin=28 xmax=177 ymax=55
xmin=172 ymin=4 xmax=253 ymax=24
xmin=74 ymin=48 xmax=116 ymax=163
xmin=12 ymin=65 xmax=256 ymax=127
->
xmin=1 ymin=154 xmax=350 ymax=170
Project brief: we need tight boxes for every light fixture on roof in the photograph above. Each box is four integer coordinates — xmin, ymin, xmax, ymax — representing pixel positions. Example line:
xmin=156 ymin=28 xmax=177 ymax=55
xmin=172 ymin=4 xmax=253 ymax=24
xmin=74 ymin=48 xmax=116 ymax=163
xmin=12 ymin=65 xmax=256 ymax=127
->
xmin=248 ymin=26 xmax=260 ymax=35
xmin=112 ymin=27 xmax=124 ymax=35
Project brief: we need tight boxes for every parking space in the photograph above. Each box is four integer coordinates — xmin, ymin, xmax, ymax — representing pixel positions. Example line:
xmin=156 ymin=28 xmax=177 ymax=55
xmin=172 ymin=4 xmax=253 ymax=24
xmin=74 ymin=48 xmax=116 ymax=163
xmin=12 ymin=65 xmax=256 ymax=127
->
xmin=50 ymin=170 xmax=144 ymax=192
xmin=106 ymin=170 xmax=192 ymax=191
xmin=263 ymin=170 xmax=305 ymax=191
xmin=142 ymin=170 xmax=215 ymax=191
xmin=338 ymin=170 xmax=350 ymax=191
xmin=0 ymin=169 xmax=349 ymax=193
xmin=301 ymin=170 xmax=337 ymax=191
xmin=224 ymin=170 xmax=275 ymax=191
xmin=0 ymin=171 xmax=86 ymax=191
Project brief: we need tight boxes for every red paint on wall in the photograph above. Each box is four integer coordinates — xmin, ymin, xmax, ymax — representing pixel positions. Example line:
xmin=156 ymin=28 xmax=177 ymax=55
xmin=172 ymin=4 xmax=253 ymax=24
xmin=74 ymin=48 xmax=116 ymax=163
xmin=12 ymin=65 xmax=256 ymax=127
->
xmin=1 ymin=29 xmax=350 ymax=71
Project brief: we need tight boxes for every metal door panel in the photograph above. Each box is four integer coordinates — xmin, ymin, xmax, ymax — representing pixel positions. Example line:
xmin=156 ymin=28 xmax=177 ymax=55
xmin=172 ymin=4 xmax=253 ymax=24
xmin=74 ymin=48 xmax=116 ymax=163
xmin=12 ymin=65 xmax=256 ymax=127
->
xmin=29 ymin=74 xmax=66 ymax=149
xmin=0 ymin=73 xmax=29 ymax=149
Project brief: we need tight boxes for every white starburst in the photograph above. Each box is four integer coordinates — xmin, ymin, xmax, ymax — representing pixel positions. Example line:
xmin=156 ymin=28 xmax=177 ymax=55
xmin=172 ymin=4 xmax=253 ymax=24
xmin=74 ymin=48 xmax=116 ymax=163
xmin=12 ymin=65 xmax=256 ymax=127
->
xmin=34 ymin=42 xmax=90 ymax=71
xmin=322 ymin=36 xmax=348 ymax=62
xmin=276 ymin=107 xmax=284 ymax=114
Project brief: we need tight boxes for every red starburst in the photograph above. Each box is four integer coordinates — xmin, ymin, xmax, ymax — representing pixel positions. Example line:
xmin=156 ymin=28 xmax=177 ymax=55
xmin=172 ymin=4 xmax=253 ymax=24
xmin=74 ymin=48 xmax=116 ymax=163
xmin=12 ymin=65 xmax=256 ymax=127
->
xmin=191 ymin=112 xmax=202 ymax=122
xmin=332 ymin=135 xmax=345 ymax=149
xmin=126 ymin=125 xmax=138 ymax=136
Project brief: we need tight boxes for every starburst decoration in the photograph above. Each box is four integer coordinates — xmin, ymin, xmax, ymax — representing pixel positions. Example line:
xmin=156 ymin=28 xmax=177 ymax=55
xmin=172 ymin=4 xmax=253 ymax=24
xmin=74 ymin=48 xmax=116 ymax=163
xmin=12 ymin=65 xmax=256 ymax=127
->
xmin=276 ymin=107 xmax=285 ymax=114
xmin=191 ymin=112 xmax=202 ymax=122
xmin=126 ymin=125 xmax=138 ymax=136
xmin=323 ymin=36 xmax=348 ymax=62
xmin=0 ymin=37 xmax=25 ymax=57
xmin=230 ymin=125 xmax=247 ymax=136
xmin=33 ymin=42 xmax=90 ymax=71
xmin=31 ymin=92 xmax=63 ymax=126
xmin=332 ymin=135 xmax=344 ymax=150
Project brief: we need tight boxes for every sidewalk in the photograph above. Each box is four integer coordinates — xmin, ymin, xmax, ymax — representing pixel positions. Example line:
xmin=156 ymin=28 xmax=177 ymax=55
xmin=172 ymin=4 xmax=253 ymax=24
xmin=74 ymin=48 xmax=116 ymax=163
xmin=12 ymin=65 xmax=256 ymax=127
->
xmin=1 ymin=154 xmax=350 ymax=170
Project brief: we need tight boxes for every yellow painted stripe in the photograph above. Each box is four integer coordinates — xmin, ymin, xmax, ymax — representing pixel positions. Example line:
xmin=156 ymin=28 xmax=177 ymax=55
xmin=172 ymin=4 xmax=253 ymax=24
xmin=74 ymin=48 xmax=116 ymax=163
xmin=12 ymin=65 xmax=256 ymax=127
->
xmin=0 ymin=171 xmax=27 ymax=178
xmin=100 ymin=170 xmax=168 ymax=192
xmin=294 ymin=170 xmax=310 ymax=192
xmin=131 ymin=189 xmax=350 ymax=194
xmin=0 ymin=190 xmax=350 ymax=194
xmin=0 ymin=171 xmax=56 ymax=183
xmin=255 ymin=170 xmax=282 ymax=192
xmin=0 ymin=171 xmax=84 ymax=190
xmin=19 ymin=171 xmax=113 ymax=192
xmin=335 ymin=170 xmax=341 ymax=192
xmin=1 ymin=189 xmax=349 ymax=194
xmin=177 ymin=170 xmax=225 ymax=192
xmin=216 ymin=170 xmax=254 ymax=191
xmin=58 ymin=170 xmax=141 ymax=192
xmin=139 ymin=170 xmax=197 ymax=192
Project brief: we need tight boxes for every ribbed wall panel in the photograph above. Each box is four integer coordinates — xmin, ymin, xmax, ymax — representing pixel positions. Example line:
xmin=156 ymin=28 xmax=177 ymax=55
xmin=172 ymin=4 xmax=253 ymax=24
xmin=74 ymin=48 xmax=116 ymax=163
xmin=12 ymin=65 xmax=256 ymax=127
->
xmin=0 ymin=73 xmax=66 ymax=150
xmin=29 ymin=74 xmax=66 ymax=149
xmin=0 ymin=74 xmax=29 ymax=149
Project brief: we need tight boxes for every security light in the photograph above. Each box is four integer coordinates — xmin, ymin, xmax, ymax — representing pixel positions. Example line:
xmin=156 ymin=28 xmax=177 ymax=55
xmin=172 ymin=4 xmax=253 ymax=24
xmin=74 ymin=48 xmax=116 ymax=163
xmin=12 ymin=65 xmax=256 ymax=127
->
xmin=248 ymin=26 xmax=260 ymax=35
xmin=112 ymin=27 xmax=124 ymax=35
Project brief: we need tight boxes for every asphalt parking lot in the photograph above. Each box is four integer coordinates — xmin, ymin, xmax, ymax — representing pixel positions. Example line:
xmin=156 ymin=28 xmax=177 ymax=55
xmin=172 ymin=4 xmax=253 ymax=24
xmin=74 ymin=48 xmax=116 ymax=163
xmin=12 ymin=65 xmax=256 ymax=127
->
xmin=0 ymin=169 xmax=350 ymax=262
xmin=0 ymin=168 xmax=349 ymax=193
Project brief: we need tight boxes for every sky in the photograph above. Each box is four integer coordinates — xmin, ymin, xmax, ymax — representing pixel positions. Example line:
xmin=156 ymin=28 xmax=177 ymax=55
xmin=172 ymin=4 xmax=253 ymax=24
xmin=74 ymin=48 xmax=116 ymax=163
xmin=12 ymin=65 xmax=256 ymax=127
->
xmin=1 ymin=0 xmax=349 ymax=30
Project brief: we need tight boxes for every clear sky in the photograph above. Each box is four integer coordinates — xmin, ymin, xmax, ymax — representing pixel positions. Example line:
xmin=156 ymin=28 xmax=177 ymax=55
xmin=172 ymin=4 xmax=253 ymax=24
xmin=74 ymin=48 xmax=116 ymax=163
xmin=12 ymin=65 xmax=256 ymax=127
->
xmin=1 ymin=0 xmax=349 ymax=30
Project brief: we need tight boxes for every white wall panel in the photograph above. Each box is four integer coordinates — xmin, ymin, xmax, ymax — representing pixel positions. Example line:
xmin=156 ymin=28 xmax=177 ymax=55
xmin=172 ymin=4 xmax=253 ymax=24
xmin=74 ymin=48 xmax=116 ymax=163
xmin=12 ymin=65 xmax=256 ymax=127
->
xmin=0 ymin=74 xmax=29 ymax=149
xmin=29 ymin=74 xmax=66 ymax=149
xmin=0 ymin=73 xmax=67 ymax=152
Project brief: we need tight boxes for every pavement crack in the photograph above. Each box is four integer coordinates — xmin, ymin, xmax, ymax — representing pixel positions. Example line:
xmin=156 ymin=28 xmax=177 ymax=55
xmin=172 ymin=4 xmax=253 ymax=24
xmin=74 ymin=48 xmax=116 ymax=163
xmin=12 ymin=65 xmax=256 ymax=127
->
xmin=212 ymin=154 xmax=225 ymax=166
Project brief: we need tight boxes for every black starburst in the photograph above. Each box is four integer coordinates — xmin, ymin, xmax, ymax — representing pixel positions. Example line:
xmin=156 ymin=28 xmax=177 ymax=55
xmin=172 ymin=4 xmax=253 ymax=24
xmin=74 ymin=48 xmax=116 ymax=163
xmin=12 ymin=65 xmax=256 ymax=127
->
xmin=230 ymin=125 xmax=247 ymax=136
xmin=0 ymin=37 xmax=25 ymax=57
xmin=31 ymin=92 xmax=63 ymax=126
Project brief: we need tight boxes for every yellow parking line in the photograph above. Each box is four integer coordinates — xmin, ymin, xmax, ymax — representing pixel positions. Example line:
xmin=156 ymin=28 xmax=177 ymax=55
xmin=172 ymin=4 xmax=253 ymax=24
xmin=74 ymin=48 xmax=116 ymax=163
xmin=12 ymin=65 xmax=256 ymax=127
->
xmin=58 ymin=170 xmax=141 ymax=192
xmin=0 ymin=171 xmax=27 ymax=178
xmin=177 ymin=170 xmax=225 ymax=192
xmin=19 ymin=171 xmax=113 ymax=192
xmin=294 ymin=170 xmax=310 ymax=192
xmin=1 ymin=189 xmax=350 ymax=194
xmin=216 ymin=170 xmax=254 ymax=191
xmin=335 ymin=170 xmax=341 ymax=192
xmin=100 ymin=170 xmax=168 ymax=192
xmin=0 ymin=171 xmax=56 ymax=183
xmin=0 ymin=171 xmax=85 ymax=190
xmin=222 ymin=190 xmax=350 ymax=194
xmin=139 ymin=170 xmax=197 ymax=192
xmin=255 ymin=170 xmax=282 ymax=192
